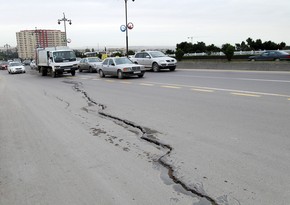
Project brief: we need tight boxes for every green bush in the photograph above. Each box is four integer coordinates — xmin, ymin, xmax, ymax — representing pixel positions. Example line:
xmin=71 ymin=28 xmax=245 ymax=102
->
xmin=175 ymin=49 xmax=184 ymax=61
xmin=221 ymin=43 xmax=235 ymax=61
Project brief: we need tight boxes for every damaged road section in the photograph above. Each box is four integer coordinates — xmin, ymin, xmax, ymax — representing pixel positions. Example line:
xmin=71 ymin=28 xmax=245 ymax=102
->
xmin=68 ymin=80 xmax=219 ymax=205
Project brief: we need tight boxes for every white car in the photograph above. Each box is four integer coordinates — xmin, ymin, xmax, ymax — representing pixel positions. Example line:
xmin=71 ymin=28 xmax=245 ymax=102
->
xmin=98 ymin=57 xmax=146 ymax=79
xmin=131 ymin=51 xmax=177 ymax=72
xmin=8 ymin=62 xmax=26 ymax=74
xmin=30 ymin=60 xmax=37 ymax=69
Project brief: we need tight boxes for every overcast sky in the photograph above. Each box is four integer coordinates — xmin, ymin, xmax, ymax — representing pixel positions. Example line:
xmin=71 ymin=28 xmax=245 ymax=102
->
xmin=1 ymin=0 xmax=289 ymax=49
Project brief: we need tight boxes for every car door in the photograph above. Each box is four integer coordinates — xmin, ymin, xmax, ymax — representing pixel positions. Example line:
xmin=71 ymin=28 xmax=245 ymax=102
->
xmin=258 ymin=52 xmax=271 ymax=61
xmin=101 ymin=59 xmax=109 ymax=75
xmin=79 ymin=59 xmax=85 ymax=70
xmin=108 ymin=59 xmax=116 ymax=76
xmin=142 ymin=52 xmax=152 ymax=68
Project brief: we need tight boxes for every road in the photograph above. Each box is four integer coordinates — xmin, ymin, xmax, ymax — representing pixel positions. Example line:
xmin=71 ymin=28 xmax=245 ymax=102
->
xmin=1 ymin=66 xmax=290 ymax=205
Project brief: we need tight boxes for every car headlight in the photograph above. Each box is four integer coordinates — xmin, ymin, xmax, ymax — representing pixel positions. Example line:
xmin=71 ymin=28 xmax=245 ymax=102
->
xmin=123 ymin=67 xmax=132 ymax=72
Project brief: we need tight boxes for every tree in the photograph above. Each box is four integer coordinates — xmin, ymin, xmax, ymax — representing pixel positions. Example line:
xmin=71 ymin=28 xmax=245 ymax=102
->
xmin=176 ymin=42 xmax=192 ymax=53
xmin=175 ymin=49 xmax=184 ymax=61
xmin=221 ymin=43 xmax=235 ymax=61
xmin=206 ymin=44 xmax=220 ymax=55
xmin=127 ymin=50 xmax=135 ymax=56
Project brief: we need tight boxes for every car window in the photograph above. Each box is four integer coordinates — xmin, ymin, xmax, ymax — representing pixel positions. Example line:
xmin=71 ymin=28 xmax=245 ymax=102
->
xmin=135 ymin=53 xmax=142 ymax=58
xmin=261 ymin=52 xmax=269 ymax=56
xmin=144 ymin=52 xmax=150 ymax=58
xmin=102 ymin=59 xmax=109 ymax=66
xmin=109 ymin=59 xmax=114 ymax=66
xmin=88 ymin=58 xmax=101 ymax=62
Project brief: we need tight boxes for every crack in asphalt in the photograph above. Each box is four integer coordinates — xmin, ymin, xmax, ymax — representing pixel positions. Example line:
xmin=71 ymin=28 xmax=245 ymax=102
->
xmin=66 ymin=80 xmax=218 ymax=205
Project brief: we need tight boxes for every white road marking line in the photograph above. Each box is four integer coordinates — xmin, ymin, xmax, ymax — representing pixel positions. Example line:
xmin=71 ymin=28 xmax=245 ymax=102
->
xmin=161 ymin=85 xmax=181 ymax=89
xmin=231 ymin=92 xmax=261 ymax=97
xmin=191 ymin=88 xmax=214 ymax=93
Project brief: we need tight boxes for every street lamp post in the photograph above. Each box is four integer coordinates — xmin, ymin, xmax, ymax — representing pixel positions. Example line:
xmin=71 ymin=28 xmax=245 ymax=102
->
xmin=58 ymin=12 xmax=72 ymax=46
xmin=124 ymin=0 xmax=135 ymax=56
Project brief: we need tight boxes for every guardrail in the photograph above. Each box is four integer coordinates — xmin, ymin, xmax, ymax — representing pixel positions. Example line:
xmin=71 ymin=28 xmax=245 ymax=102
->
xmin=184 ymin=50 xmax=290 ymax=56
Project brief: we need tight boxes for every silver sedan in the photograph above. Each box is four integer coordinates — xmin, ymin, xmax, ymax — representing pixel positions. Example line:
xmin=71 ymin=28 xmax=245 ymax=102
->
xmin=98 ymin=57 xmax=146 ymax=79
xmin=78 ymin=57 xmax=102 ymax=73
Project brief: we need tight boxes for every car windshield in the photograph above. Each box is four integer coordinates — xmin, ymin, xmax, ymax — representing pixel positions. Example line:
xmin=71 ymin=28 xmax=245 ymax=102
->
xmin=10 ymin=62 xmax=22 ymax=66
xmin=114 ymin=58 xmax=133 ymax=65
xmin=53 ymin=51 xmax=76 ymax=62
xmin=149 ymin=51 xmax=166 ymax=58
xmin=88 ymin=58 xmax=101 ymax=62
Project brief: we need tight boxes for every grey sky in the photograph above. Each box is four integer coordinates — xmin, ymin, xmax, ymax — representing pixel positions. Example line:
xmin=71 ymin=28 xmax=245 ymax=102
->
xmin=1 ymin=0 xmax=289 ymax=49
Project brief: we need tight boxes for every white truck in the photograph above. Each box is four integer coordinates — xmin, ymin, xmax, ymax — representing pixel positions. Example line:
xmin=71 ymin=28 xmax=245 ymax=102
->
xmin=36 ymin=47 xmax=78 ymax=77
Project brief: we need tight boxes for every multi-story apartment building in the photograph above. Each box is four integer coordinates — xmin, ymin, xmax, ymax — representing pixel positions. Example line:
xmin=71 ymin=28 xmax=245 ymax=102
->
xmin=16 ymin=29 xmax=66 ymax=59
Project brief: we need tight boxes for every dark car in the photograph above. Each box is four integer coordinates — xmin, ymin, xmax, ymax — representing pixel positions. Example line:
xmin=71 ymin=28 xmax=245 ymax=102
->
xmin=0 ymin=61 xmax=8 ymax=70
xmin=248 ymin=50 xmax=290 ymax=61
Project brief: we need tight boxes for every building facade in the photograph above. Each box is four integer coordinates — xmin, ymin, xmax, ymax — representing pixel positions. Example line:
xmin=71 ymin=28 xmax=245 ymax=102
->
xmin=16 ymin=29 xmax=66 ymax=59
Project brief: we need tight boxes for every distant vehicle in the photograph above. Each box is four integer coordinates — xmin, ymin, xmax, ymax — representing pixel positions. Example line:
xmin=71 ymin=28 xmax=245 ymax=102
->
xmin=78 ymin=57 xmax=102 ymax=73
xmin=23 ymin=59 xmax=31 ymax=65
xmin=30 ymin=60 xmax=37 ymax=69
xmin=0 ymin=61 xmax=8 ymax=70
xmin=36 ymin=46 xmax=78 ymax=77
xmin=7 ymin=62 xmax=26 ymax=74
xmin=248 ymin=50 xmax=290 ymax=61
xmin=131 ymin=51 xmax=177 ymax=72
xmin=98 ymin=57 xmax=145 ymax=79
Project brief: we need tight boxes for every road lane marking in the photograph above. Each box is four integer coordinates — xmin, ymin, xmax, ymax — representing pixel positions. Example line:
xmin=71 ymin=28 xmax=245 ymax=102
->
xmin=105 ymin=80 xmax=115 ymax=83
xmin=231 ymin=92 xmax=261 ymax=97
xmin=139 ymin=83 xmax=154 ymax=86
xmin=120 ymin=81 xmax=132 ymax=84
xmin=92 ymin=78 xmax=100 ymax=81
xmin=161 ymin=85 xmax=181 ymax=89
xmin=143 ymin=81 xmax=290 ymax=98
xmin=191 ymin=88 xmax=214 ymax=93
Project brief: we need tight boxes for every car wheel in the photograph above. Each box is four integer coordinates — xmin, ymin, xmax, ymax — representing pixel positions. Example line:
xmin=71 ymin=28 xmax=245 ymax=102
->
xmin=79 ymin=67 xmax=82 ymax=72
xmin=89 ymin=67 xmax=93 ymax=73
xmin=99 ymin=69 xmax=105 ymax=78
xmin=117 ymin=70 xmax=123 ymax=79
xmin=71 ymin=70 xmax=75 ymax=76
xmin=152 ymin=63 xmax=160 ymax=72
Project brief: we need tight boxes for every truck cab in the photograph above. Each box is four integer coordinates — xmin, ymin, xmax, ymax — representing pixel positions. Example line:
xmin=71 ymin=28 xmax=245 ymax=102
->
xmin=37 ymin=47 xmax=78 ymax=77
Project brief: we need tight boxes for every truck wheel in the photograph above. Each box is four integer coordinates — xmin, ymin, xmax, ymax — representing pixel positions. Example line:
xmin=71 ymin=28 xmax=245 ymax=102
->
xmin=51 ymin=70 xmax=56 ymax=78
xmin=152 ymin=63 xmax=160 ymax=72
xmin=71 ymin=70 xmax=76 ymax=76
xmin=42 ymin=68 xmax=47 ymax=76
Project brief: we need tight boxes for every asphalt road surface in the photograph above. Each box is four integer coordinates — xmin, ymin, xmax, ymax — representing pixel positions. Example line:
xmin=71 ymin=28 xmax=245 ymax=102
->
xmin=1 ymin=65 xmax=290 ymax=205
